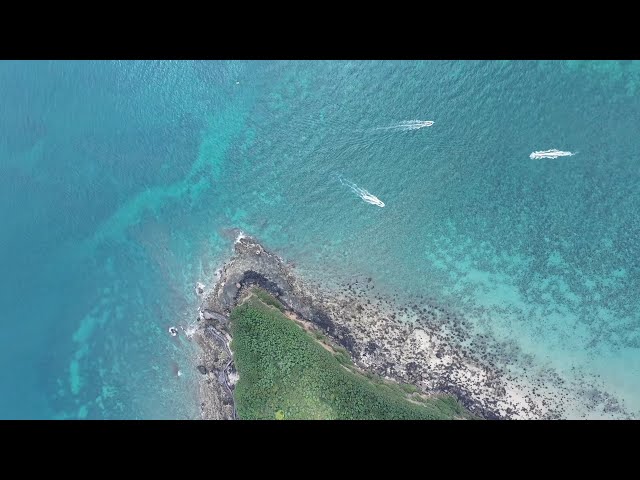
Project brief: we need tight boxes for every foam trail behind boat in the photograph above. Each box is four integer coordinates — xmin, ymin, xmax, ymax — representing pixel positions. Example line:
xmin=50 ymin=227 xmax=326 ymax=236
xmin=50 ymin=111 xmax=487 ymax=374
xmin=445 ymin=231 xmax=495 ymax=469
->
xmin=336 ymin=174 xmax=385 ymax=207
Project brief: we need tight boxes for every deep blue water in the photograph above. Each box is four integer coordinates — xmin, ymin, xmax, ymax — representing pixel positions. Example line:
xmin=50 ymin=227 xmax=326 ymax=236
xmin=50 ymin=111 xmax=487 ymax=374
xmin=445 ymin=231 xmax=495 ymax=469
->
xmin=1 ymin=60 xmax=639 ymax=419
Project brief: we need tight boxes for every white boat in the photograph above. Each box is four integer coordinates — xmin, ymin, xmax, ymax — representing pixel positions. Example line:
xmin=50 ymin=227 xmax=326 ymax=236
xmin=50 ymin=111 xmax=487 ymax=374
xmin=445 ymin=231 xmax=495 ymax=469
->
xmin=530 ymin=149 xmax=576 ymax=160
xmin=337 ymin=175 xmax=385 ymax=208
xmin=377 ymin=120 xmax=434 ymax=131
xmin=359 ymin=192 xmax=385 ymax=208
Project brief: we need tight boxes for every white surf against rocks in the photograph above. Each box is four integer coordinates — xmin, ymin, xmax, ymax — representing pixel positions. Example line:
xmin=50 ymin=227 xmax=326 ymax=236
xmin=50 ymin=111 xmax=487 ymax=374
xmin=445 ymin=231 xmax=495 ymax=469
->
xmin=530 ymin=149 xmax=576 ymax=160
xmin=337 ymin=175 xmax=385 ymax=208
xmin=376 ymin=120 xmax=434 ymax=131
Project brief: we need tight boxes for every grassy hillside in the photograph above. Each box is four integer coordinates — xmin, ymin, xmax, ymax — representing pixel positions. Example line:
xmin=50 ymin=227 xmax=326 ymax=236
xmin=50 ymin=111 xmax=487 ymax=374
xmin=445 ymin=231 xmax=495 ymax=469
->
xmin=230 ymin=292 xmax=475 ymax=420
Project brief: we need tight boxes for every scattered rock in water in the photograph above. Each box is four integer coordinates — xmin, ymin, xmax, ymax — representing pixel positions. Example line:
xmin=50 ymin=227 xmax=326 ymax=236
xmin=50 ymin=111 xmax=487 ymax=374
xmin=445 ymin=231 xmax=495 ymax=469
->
xmin=169 ymin=327 xmax=178 ymax=337
xmin=196 ymin=282 xmax=205 ymax=295
xmin=197 ymin=365 xmax=208 ymax=375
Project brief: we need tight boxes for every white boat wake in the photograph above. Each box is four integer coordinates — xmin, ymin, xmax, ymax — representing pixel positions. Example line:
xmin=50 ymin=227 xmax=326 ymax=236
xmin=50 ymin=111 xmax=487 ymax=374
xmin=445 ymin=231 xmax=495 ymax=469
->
xmin=376 ymin=120 xmax=434 ymax=131
xmin=337 ymin=175 xmax=385 ymax=208
xmin=530 ymin=149 xmax=576 ymax=160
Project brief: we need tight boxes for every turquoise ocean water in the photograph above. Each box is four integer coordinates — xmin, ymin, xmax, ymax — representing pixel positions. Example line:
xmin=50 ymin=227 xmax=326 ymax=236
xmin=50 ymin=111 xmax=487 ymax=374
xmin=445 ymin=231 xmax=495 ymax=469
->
xmin=1 ymin=60 xmax=639 ymax=418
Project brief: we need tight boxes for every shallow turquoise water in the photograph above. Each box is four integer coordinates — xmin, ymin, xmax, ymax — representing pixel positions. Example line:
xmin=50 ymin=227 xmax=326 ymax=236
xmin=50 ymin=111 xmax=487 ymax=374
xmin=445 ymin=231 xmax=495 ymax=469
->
xmin=1 ymin=60 xmax=639 ymax=418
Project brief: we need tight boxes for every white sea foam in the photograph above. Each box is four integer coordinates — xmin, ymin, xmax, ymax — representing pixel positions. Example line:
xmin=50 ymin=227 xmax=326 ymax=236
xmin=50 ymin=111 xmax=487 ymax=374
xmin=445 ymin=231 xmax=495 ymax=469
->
xmin=376 ymin=120 xmax=434 ymax=131
xmin=183 ymin=322 xmax=198 ymax=338
xmin=234 ymin=230 xmax=247 ymax=244
xmin=530 ymin=149 xmax=576 ymax=160
xmin=337 ymin=175 xmax=385 ymax=208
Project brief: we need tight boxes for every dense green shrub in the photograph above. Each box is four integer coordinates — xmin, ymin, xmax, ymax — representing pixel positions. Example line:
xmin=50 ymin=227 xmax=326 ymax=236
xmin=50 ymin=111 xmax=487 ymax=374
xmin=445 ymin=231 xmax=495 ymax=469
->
xmin=400 ymin=383 xmax=421 ymax=394
xmin=230 ymin=296 xmax=475 ymax=420
xmin=251 ymin=287 xmax=285 ymax=312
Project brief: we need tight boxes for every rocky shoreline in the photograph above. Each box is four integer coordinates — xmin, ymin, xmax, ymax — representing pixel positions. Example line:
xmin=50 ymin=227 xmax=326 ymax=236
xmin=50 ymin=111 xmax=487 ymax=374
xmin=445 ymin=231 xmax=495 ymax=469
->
xmin=189 ymin=232 xmax=630 ymax=420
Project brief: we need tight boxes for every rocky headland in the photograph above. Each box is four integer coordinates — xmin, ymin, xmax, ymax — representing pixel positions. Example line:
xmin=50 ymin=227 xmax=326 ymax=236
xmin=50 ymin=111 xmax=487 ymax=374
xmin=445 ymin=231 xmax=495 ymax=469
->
xmin=188 ymin=232 xmax=629 ymax=420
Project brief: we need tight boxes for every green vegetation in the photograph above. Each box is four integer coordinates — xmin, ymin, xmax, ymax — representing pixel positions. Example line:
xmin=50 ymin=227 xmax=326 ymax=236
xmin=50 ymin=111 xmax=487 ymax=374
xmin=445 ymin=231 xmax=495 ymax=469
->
xmin=400 ymin=383 xmax=421 ymax=394
xmin=230 ymin=294 xmax=475 ymax=420
xmin=251 ymin=287 xmax=285 ymax=312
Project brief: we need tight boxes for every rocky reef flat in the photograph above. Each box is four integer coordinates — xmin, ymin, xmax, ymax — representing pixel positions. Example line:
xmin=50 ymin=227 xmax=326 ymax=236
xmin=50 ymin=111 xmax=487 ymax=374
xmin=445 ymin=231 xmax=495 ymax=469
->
xmin=190 ymin=232 xmax=629 ymax=420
